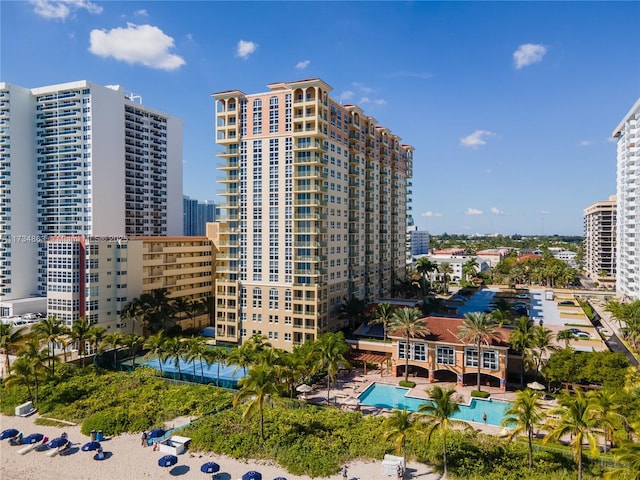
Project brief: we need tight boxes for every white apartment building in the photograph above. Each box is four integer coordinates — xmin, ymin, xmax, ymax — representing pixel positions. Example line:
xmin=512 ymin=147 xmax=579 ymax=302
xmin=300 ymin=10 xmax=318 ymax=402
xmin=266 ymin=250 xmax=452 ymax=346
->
xmin=212 ymin=79 xmax=413 ymax=349
xmin=583 ymin=196 xmax=616 ymax=289
xmin=0 ymin=80 xmax=183 ymax=307
xmin=613 ymin=98 xmax=640 ymax=300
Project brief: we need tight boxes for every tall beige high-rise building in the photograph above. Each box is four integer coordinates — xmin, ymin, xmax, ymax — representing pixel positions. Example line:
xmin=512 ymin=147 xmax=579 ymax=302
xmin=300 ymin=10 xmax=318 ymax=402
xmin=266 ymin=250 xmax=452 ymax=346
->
xmin=211 ymin=79 xmax=413 ymax=349
xmin=583 ymin=196 xmax=616 ymax=289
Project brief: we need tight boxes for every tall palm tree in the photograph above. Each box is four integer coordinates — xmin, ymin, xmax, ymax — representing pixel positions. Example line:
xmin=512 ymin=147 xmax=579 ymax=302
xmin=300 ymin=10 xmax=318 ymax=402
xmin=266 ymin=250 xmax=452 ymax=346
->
xmin=383 ymin=407 xmax=420 ymax=464
xmin=70 ymin=317 xmax=92 ymax=367
xmin=103 ymin=332 xmax=124 ymax=369
xmin=143 ymin=330 xmax=168 ymax=376
xmin=531 ymin=326 xmax=558 ymax=380
xmin=121 ymin=333 xmax=143 ymax=369
xmin=32 ymin=315 xmax=64 ymax=375
xmin=588 ymin=389 xmax=625 ymax=453
xmin=438 ymin=262 xmax=453 ymax=294
xmin=185 ymin=336 xmax=208 ymax=383
xmin=228 ymin=341 xmax=257 ymax=378
xmin=509 ymin=316 xmax=536 ymax=388
xmin=543 ymin=389 xmax=600 ymax=480
xmin=4 ymin=356 xmax=35 ymax=402
xmin=604 ymin=437 xmax=640 ymax=480
xmin=233 ymin=364 xmax=283 ymax=441
xmin=0 ymin=323 xmax=26 ymax=375
xmin=416 ymin=257 xmax=438 ymax=296
xmin=87 ymin=326 xmax=107 ymax=359
xmin=121 ymin=298 xmax=143 ymax=335
xmin=314 ymin=332 xmax=350 ymax=404
xmin=457 ymin=312 xmax=498 ymax=392
xmin=16 ymin=337 xmax=51 ymax=405
xmin=172 ymin=297 xmax=191 ymax=330
xmin=163 ymin=336 xmax=185 ymax=380
xmin=203 ymin=348 xmax=228 ymax=387
xmin=462 ymin=258 xmax=479 ymax=282
xmin=339 ymin=296 xmax=366 ymax=331
xmin=370 ymin=302 xmax=395 ymax=341
xmin=199 ymin=295 xmax=215 ymax=327
xmin=418 ymin=386 xmax=473 ymax=479
xmin=501 ymin=389 xmax=545 ymax=470
xmin=388 ymin=307 xmax=429 ymax=383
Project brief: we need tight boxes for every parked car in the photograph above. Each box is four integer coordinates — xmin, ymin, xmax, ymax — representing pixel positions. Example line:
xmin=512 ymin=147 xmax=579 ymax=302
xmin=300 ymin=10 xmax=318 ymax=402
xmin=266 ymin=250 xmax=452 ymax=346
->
xmin=558 ymin=300 xmax=576 ymax=306
xmin=575 ymin=331 xmax=591 ymax=339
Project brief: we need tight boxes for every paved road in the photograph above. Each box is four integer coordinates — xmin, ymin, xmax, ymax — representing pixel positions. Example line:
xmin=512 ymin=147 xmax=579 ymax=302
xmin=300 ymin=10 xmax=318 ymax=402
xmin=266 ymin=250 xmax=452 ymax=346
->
xmin=589 ymin=299 xmax=639 ymax=366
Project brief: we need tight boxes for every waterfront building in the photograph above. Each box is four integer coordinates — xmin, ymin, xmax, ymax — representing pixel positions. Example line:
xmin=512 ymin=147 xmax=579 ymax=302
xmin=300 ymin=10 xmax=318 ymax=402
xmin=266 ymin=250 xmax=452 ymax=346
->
xmin=46 ymin=235 xmax=214 ymax=332
xmin=183 ymin=195 xmax=217 ymax=236
xmin=211 ymin=79 xmax=413 ymax=349
xmin=584 ymin=196 xmax=617 ymax=290
xmin=408 ymin=227 xmax=430 ymax=257
xmin=0 ymin=80 xmax=183 ymax=310
xmin=613 ymin=98 xmax=640 ymax=300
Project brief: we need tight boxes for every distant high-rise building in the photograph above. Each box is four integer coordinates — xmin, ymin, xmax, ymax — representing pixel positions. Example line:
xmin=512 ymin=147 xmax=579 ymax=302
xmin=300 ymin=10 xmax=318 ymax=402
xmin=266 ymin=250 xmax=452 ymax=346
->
xmin=583 ymin=196 xmax=616 ymax=290
xmin=613 ymin=98 xmax=640 ymax=300
xmin=408 ymin=227 xmax=430 ymax=256
xmin=211 ymin=78 xmax=413 ymax=349
xmin=0 ymin=80 xmax=183 ymax=307
xmin=183 ymin=195 xmax=216 ymax=236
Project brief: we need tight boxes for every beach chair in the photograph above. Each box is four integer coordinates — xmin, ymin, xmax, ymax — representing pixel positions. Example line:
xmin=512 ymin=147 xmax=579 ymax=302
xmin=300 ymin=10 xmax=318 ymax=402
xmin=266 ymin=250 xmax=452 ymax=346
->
xmin=46 ymin=447 xmax=60 ymax=457
xmin=18 ymin=443 xmax=37 ymax=455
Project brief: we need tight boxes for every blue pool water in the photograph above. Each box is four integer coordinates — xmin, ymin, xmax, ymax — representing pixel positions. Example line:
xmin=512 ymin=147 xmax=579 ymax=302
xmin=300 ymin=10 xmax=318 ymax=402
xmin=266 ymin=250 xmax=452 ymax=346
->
xmin=456 ymin=289 xmax=497 ymax=315
xmin=358 ymin=383 xmax=511 ymax=426
xmin=144 ymin=358 xmax=246 ymax=389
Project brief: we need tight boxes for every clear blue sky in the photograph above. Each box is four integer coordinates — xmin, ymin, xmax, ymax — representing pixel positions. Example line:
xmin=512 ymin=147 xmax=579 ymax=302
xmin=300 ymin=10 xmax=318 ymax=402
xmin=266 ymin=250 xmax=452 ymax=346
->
xmin=2 ymin=1 xmax=639 ymax=236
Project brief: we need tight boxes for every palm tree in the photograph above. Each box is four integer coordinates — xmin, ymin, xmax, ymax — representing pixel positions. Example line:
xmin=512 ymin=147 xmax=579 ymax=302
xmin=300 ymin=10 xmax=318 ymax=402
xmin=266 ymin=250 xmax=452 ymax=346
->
xmin=457 ymin=312 xmax=498 ymax=392
xmin=588 ymin=389 xmax=625 ymax=453
xmin=121 ymin=298 xmax=143 ymax=334
xmin=69 ymin=317 xmax=92 ymax=367
xmin=143 ymin=330 xmax=167 ymax=376
xmin=32 ymin=315 xmax=64 ymax=375
xmin=383 ymin=407 xmax=420 ymax=464
xmin=16 ymin=337 xmax=51 ymax=405
xmin=103 ymin=332 xmax=124 ymax=369
xmin=233 ymin=364 xmax=283 ymax=441
xmin=314 ymin=332 xmax=350 ymax=405
xmin=438 ymin=262 xmax=453 ymax=293
xmin=339 ymin=296 xmax=366 ymax=331
xmin=0 ymin=323 xmax=26 ymax=375
xmin=87 ymin=326 xmax=107 ymax=359
xmin=4 ymin=356 xmax=35 ymax=402
xmin=509 ymin=316 xmax=535 ymax=388
xmin=543 ymin=389 xmax=600 ymax=480
xmin=531 ymin=326 xmax=558 ymax=380
xmin=418 ymin=386 xmax=472 ymax=479
xmin=203 ymin=348 xmax=228 ymax=387
xmin=163 ymin=336 xmax=185 ymax=380
xmin=121 ymin=333 xmax=143 ymax=369
xmin=172 ymin=297 xmax=191 ymax=330
xmin=228 ymin=341 xmax=257 ymax=378
xmin=462 ymin=258 xmax=479 ymax=282
xmin=370 ymin=302 xmax=395 ymax=341
xmin=501 ymin=389 xmax=545 ymax=470
xmin=556 ymin=329 xmax=577 ymax=348
xmin=604 ymin=438 xmax=640 ymax=480
xmin=416 ymin=257 xmax=438 ymax=296
xmin=199 ymin=295 xmax=215 ymax=327
xmin=185 ymin=336 xmax=208 ymax=383
xmin=388 ymin=307 xmax=429 ymax=383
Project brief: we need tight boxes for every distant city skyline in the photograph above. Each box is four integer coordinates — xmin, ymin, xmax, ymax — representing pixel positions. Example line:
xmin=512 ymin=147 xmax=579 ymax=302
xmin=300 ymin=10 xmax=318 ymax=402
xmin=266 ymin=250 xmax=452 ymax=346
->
xmin=2 ymin=1 xmax=639 ymax=235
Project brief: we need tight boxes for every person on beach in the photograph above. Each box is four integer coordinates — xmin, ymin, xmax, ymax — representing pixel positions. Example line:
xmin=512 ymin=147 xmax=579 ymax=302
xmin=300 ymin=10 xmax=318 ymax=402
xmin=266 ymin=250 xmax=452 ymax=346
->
xmin=396 ymin=463 xmax=403 ymax=480
xmin=341 ymin=465 xmax=348 ymax=479
xmin=141 ymin=430 xmax=148 ymax=446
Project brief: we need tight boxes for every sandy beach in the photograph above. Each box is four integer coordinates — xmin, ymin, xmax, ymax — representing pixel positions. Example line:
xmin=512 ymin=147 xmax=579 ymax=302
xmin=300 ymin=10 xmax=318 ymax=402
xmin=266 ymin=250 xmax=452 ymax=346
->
xmin=0 ymin=413 xmax=440 ymax=480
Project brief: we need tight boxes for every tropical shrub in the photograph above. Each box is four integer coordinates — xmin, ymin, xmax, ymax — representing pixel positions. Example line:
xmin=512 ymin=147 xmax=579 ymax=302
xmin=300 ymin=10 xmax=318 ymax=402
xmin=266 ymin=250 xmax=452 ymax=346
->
xmin=471 ymin=390 xmax=491 ymax=398
xmin=399 ymin=380 xmax=416 ymax=388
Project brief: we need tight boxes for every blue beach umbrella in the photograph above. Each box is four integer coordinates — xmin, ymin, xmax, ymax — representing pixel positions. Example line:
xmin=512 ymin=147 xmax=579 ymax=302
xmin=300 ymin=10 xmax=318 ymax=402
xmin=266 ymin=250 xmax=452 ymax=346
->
xmin=158 ymin=454 xmax=178 ymax=467
xmin=22 ymin=433 xmax=44 ymax=444
xmin=0 ymin=428 xmax=19 ymax=440
xmin=148 ymin=428 xmax=165 ymax=439
xmin=242 ymin=471 xmax=262 ymax=480
xmin=81 ymin=441 xmax=101 ymax=451
xmin=273 ymin=477 xmax=288 ymax=480
xmin=47 ymin=437 xmax=68 ymax=449
xmin=200 ymin=462 xmax=220 ymax=474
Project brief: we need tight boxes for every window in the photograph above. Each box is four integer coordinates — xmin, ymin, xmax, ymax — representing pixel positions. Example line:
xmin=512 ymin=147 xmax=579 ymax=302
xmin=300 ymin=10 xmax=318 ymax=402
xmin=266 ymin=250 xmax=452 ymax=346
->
xmin=413 ymin=343 xmax=426 ymax=361
xmin=436 ymin=346 xmax=455 ymax=366
xmin=482 ymin=350 xmax=498 ymax=370
xmin=398 ymin=342 xmax=409 ymax=360
xmin=464 ymin=348 xmax=479 ymax=367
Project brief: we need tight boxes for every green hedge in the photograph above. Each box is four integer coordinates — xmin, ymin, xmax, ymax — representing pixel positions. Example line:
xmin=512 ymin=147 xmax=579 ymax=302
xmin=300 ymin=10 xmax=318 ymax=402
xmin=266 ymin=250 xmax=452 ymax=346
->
xmin=399 ymin=380 xmax=416 ymax=388
xmin=471 ymin=390 xmax=490 ymax=398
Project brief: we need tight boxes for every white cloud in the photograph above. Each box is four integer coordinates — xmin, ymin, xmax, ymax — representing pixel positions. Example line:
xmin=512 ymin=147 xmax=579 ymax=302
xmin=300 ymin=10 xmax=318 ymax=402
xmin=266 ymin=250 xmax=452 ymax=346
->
xmin=134 ymin=9 xmax=148 ymax=17
xmin=89 ymin=23 xmax=186 ymax=71
xmin=490 ymin=207 xmax=505 ymax=215
xmin=513 ymin=43 xmax=547 ymax=69
xmin=360 ymin=97 xmax=370 ymax=104
xmin=465 ymin=208 xmax=483 ymax=216
xmin=236 ymin=40 xmax=257 ymax=59
xmin=353 ymin=82 xmax=374 ymax=94
xmin=338 ymin=90 xmax=354 ymax=102
xmin=578 ymin=140 xmax=593 ymax=147
xmin=295 ymin=60 xmax=310 ymax=70
xmin=373 ymin=99 xmax=387 ymax=105
xmin=421 ymin=211 xmax=443 ymax=217
xmin=460 ymin=130 xmax=495 ymax=149
xmin=30 ymin=0 xmax=102 ymax=20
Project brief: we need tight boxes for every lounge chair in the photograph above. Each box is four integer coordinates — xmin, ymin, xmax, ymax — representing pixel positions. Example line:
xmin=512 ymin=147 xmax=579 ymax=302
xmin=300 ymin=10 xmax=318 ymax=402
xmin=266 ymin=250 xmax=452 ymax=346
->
xmin=18 ymin=443 xmax=37 ymax=455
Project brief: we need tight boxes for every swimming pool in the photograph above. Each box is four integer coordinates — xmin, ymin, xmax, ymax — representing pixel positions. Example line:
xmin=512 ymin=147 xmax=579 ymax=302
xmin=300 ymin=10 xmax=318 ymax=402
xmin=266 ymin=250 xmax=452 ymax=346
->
xmin=357 ymin=382 xmax=511 ymax=426
xmin=144 ymin=358 xmax=246 ymax=389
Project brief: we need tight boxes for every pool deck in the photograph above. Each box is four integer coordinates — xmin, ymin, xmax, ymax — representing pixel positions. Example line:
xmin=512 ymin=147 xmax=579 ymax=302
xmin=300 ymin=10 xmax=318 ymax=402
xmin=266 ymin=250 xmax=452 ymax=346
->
xmin=304 ymin=367 xmax=525 ymax=436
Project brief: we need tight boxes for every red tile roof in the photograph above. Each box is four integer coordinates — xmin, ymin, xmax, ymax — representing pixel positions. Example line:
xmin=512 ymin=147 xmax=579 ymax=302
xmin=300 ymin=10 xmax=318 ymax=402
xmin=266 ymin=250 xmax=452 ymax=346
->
xmin=389 ymin=316 xmax=511 ymax=348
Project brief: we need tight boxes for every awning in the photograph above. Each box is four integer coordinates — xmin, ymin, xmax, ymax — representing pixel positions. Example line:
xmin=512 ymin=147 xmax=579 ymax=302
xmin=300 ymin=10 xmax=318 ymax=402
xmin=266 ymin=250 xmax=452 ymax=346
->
xmin=352 ymin=352 xmax=391 ymax=364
